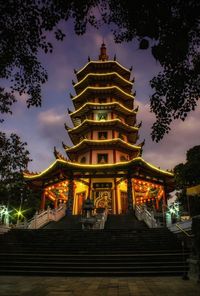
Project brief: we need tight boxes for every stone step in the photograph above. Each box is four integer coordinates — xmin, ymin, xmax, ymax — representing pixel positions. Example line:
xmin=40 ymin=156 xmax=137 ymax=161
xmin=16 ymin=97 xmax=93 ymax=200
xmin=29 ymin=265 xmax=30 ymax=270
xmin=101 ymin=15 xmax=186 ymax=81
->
xmin=0 ymin=215 xmax=189 ymax=277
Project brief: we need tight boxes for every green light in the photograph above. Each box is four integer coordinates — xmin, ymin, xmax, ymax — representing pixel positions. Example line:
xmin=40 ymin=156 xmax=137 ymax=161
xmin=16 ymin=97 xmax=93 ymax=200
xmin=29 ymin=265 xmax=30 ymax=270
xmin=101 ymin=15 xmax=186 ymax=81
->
xmin=0 ymin=205 xmax=12 ymax=226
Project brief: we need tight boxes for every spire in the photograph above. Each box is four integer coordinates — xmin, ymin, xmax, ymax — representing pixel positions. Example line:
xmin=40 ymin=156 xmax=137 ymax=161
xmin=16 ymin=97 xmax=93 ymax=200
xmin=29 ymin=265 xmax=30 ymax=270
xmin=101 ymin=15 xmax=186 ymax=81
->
xmin=99 ymin=42 xmax=108 ymax=61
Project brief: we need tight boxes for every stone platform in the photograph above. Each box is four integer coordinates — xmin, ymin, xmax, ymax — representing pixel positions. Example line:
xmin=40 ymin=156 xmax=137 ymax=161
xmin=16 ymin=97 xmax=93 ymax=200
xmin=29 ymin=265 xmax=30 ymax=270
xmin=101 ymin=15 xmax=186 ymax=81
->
xmin=0 ymin=276 xmax=199 ymax=296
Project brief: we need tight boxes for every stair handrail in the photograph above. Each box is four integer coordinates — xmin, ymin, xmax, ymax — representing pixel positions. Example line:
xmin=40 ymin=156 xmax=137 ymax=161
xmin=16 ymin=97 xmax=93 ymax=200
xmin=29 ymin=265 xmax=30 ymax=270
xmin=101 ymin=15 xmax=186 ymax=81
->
xmin=175 ymin=223 xmax=193 ymax=238
xmin=28 ymin=204 xmax=66 ymax=229
xmin=168 ymin=219 xmax=192 ymax=234
xmin=135 ymin=205 xmax=158 ymax=228
xmin=174 ymin=223 xmax=194 ymax=280
xmin=135 ymin=205 xmax=143 ymax=220
xmin=143 ymin=207 xmax=158 ymax=228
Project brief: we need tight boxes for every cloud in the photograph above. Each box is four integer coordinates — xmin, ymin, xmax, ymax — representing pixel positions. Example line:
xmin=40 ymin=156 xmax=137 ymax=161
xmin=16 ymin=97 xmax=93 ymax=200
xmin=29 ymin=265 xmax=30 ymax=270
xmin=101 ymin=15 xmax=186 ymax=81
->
xmin=38 ymin=108 xmax=66 ymax=126
xmin=37 ymin=107 xmax=72 ymax=150
xmin=136 ymin=101 xmax=200 ymax=170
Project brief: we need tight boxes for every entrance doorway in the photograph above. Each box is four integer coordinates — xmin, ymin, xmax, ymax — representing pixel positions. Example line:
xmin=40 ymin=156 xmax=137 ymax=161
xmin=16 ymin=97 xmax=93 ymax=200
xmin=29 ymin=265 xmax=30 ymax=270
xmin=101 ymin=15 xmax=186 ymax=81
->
xmin=120 ymin=191 xmax=128 ymax=214
xmin=76 ymin=191 xmax=86 ymax=214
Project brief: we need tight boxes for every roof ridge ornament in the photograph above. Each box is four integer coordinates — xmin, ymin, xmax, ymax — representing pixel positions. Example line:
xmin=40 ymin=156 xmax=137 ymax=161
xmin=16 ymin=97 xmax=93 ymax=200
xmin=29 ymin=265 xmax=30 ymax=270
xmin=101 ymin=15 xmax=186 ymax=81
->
xmin=136 ymin=121 xmax=142 ymax=128
xmin=67 ymin=108 xmax=72 ymax=114
xmin=134 ymin=105 xmax=139 ymax=112
xmin=62 ymin=141 xmax=70 ymax=150
xmin=99 ymin=42 xmax=109 ymax=61
xmin=54 ymin=146 xmax=67 ymax=161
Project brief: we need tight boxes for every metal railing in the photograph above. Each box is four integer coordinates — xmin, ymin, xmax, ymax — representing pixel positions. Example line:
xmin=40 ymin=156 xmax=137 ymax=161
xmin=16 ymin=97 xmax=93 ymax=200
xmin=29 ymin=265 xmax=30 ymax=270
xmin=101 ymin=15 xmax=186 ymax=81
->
xmin=174 ymin=223 xmax=194 ymax=280
xmin=168 ymin=220 xmax=192 ymax=234
xmin=175 ymin=223 xmax=193 ymax=238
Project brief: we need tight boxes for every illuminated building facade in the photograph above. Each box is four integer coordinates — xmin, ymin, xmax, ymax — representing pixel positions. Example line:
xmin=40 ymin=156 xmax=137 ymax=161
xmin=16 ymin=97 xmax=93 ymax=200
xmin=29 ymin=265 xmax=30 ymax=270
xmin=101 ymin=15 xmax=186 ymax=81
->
xmin=24 ymin=43 xmax=174 ymax=215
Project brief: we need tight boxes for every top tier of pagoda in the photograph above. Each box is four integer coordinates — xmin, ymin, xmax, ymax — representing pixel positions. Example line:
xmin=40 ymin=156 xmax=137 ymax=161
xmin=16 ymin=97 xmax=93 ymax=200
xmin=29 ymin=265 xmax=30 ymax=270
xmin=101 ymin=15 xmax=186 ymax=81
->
xmin=64 ymin=43 xmax=144 ymax=165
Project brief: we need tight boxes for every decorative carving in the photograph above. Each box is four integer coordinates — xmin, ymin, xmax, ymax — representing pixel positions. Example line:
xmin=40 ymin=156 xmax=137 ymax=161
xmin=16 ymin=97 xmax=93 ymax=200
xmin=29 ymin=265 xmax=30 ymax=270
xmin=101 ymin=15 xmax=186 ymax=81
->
xmin=64 ymin=123 xmax=70 ymax=131
xmin=62 ymin=142 xmax=70 ymax=150
xmin=53 ymin=147 xmax=67 ymax=161
xmin=67 ymin=108 xmax=72 ymax=114
xmin=134 ymin=105 xmax=139 ymax=112
xmin=136 ymin=121 xmax=142 ymax=128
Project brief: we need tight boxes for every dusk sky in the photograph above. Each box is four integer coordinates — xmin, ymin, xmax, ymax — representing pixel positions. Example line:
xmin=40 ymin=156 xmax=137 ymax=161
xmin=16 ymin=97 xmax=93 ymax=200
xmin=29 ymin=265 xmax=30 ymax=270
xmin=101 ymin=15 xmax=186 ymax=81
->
xmin=2 ymin=21 xmax=200 ymax=172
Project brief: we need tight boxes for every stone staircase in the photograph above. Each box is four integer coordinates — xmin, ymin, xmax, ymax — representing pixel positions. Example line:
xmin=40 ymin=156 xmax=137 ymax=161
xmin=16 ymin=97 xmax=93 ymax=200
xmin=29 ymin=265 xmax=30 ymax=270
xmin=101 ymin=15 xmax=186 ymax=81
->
xmin=105 ymin=214 xmax=147 ymax=229
xmin=0 ymin=214 xmax=189 ymax=276
xmin=43 ymin=215 xmax=82 ymax=229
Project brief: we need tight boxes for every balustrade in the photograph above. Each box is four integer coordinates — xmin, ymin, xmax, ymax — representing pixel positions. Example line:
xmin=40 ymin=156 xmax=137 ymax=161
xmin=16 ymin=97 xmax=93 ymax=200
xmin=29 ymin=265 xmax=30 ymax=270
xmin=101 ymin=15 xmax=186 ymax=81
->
xmin=28 ymin=204 xmax=67 ymax=229
xmin=135 ymin=205 xmax=158 ymax=228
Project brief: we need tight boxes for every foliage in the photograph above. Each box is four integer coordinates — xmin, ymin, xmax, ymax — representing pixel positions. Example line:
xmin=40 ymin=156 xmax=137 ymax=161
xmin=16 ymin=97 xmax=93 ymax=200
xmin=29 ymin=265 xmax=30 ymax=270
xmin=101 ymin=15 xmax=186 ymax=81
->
xmin=0 ymin=0 xmax=98 ymax=121
xmin=0 ymin=132 xmax=39 ymax=218
xmin=0 ymin=1 xmax=200 ymax=141
xmin=102 ymin=0 xmax=200 ymax=141
xmin=174 ymin=145 xmax=200 ymax=188
xmin=174 ymin=145 xmax=200 ymax=214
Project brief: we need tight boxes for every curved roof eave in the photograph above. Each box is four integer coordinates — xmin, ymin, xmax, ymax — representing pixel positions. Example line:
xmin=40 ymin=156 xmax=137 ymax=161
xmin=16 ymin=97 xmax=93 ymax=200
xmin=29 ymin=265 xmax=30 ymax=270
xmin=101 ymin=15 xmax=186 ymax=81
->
xmin=76 ymin=60 xmax=130 ymax=78
xmin=70 ymin=102 xmax=136 ymax=117
xmin=24 ymin=157 xmax=174 ymax=181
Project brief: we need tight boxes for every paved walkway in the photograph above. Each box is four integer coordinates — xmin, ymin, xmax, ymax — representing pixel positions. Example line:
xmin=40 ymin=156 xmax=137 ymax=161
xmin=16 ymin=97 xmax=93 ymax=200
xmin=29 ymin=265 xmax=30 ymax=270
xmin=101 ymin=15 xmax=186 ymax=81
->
xmin=0 ymin=276 xmax=199 ymax=296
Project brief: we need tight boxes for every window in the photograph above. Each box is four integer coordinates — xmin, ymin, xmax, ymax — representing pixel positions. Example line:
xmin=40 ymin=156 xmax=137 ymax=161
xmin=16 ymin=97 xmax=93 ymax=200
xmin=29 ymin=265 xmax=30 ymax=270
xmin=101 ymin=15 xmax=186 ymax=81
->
xmin=118 ymin=132 xmax=124 ymax=140
xmin=97 ymin=154 xmax=108 ymax=164
xmin=98 ymin=112 xmax=107 ymax=121
xmin=98 ymin=132 xmax=108 ymax=140
xmin=99 ymin=98 xmax=107 ymax=104
xmin=120 ymin=155 xmax=127 ymax=162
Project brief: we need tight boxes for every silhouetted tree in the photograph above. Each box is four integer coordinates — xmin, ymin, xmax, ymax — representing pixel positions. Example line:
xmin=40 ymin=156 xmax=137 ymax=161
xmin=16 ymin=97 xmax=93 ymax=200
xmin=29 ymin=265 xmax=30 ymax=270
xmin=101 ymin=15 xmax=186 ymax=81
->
xmin=1 ymin=0 xmax=199 ymax=141
xmin=174 ymin=145 xmax=200 ymax=215
xmin=0 ymin=132 xmax=38 ymax=216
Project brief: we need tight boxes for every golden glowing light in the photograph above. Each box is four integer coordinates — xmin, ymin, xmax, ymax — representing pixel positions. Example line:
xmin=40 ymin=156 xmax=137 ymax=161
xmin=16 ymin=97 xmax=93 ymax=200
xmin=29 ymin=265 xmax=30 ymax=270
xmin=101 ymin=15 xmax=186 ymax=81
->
xmin=68 ymin=119 xmax=138 ymax=133
xmin=75 ymin=72 xmax=133 ymax=87
xmin=24 ymin=157 xmax=173 ymax=180
xmin=71 ymin=102 xmax=136 ymax=117
xmin=65 ymin=138 xmax=141 ymax=152
xmin=76 ymin=60 xmax=130 ymax=75
xmin=72 ymin=86 xmax=134 ymax=101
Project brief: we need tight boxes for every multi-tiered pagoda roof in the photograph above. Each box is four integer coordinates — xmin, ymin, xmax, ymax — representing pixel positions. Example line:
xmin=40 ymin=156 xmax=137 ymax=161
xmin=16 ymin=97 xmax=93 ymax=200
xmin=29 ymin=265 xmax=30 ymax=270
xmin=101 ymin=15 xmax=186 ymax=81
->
xmin=24 ymin=43 xmax=174 ymax=215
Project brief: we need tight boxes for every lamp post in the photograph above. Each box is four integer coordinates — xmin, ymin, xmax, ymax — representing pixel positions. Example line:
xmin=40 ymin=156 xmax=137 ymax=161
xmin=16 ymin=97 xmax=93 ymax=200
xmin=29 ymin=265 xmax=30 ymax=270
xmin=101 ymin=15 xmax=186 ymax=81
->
xmin=17 ymin=188 xmax=24 ymax=225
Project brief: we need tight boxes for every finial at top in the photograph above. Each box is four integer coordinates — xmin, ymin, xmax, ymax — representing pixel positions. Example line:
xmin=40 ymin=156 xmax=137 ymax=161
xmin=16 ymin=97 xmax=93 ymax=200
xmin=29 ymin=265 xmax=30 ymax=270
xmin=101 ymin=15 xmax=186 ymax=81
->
xmin=99 ymin=42 xmax=109 ymax=61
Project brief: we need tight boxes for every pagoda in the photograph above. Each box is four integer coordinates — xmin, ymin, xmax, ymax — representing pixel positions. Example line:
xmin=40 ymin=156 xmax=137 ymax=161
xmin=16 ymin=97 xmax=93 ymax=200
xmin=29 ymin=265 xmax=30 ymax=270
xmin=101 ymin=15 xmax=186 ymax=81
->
xmin=24 ymin=43 xmax=174 ymax=215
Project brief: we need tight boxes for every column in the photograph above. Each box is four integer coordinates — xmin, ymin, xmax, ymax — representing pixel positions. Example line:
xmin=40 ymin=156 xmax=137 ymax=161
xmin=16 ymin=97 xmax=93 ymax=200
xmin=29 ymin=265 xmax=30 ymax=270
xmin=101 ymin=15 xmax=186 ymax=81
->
xmin=54 ymin=198 xmax=58 ymax=209
xmin=88 ymin=178 xmax=91 ymax=198
xmin=132 ymin=179 xmax=136 ymax=210
xmin=67 ymin=175 xmax=74 ymax=214
xmin=114 ymin=178 xmax=118 ymax=214
xmin=127 ymin=172 xmax=133 ymax=213
xmin=40 ymin=191 xmax=46 ymax=211
xmin=162 ymin=184 xmax=167 ymax=226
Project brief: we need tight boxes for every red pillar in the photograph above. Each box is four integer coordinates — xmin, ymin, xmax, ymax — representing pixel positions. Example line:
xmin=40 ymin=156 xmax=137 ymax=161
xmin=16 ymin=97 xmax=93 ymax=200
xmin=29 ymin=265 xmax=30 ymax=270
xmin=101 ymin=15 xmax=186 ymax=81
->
xmin=114 ymin=178 xmax=118 ymax=214
xmin=40 ymin=191 xmax=46 ymax=211
xmin=54 ymin=198 xmax=58 ymax=209
xmin=88 ymin=179 xmax=91 ymax=198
